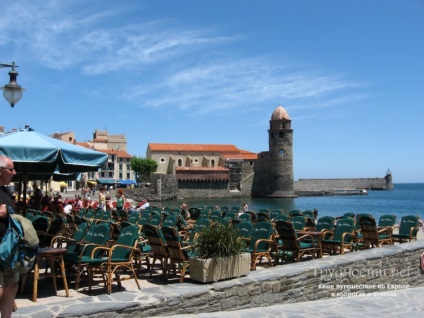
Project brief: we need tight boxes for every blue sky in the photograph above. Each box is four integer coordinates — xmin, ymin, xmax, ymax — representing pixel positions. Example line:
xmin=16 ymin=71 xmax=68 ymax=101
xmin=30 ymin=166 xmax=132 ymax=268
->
xmin=1 ymin=0 xmax=423 ymax=183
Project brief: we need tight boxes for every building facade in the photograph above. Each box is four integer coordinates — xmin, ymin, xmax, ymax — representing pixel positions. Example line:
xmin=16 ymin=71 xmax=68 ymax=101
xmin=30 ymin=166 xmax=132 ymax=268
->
xmin=146 ymin=105 xmax=296 ymax=198
xmin=147 ymin=143 xmax=257 ymax=198
xmin=52 ymin=129 xmax=135 ymax=189
xmin=78 ymin=129 xmax=135 ymax=187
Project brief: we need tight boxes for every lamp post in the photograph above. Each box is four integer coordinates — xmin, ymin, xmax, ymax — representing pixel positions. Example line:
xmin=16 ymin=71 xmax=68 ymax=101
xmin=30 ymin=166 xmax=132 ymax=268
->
xmin=0 ymin=61 xmax=25 ymax=107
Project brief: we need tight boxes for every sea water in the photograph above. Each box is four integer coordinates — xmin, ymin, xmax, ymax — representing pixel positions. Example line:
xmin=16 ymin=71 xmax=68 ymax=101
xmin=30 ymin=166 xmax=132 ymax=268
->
xmin=164 ymin=183 xmax=424 ymax=222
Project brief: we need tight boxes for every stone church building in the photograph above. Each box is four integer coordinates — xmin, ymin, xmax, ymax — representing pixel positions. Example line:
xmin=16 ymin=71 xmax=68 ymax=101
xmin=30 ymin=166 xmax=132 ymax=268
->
xmin=146 ymin=105 xmax=296 ymax=199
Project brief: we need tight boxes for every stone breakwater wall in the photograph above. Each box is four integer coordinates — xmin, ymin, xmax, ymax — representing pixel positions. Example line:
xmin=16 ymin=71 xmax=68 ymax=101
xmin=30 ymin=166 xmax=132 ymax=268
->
xmin=125 ymin=176 xmax=392 ymax=202
xmin=294 ymin=178 xmax=388 ymax=192
xmin=84 ymin=240 xmax=424 ymax=318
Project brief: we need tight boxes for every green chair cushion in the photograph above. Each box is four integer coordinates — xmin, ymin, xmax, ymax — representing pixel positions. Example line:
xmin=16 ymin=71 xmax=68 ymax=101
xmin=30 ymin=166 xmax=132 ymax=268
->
xmin=299 ymin=242 xmax=314 ymax=249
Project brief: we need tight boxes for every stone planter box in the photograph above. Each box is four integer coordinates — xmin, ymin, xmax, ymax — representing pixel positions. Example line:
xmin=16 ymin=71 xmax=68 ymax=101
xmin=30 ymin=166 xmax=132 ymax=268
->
xmin=189 ymin=253 xmax=251 ymax=283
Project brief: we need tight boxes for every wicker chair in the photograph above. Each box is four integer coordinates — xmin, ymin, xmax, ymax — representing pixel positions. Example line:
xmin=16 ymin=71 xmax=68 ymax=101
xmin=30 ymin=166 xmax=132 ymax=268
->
xmin=392 ymin=215 xmax=420 ymax=243
xmin=243 ymin=221 xmax=274 ymax=270
xmin=86 ymin=225 xmax=141 ymax=294
xmin=161 ymin=226 xmax=196 ymax=282
xmin=274 ymin=220 xmax=319 ymax=264
xmin=359 ymin=216 xmax=393 ymax=248
xmin=321 ymin=217 xmax=356 ymax=255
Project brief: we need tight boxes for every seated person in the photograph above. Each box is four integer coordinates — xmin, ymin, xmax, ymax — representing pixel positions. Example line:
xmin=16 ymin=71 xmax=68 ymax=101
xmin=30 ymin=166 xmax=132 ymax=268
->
xmin=63 ymin=203 xmax=73 ymax=215
xmin=136 ymin=199 xmax=150 ymax=210
xmin=74 ymin=196 xmax=83 ymax=209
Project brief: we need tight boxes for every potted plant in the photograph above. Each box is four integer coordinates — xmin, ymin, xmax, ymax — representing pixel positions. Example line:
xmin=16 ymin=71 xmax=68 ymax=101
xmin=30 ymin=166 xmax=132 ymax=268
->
xmin=189 ymin=224 xmax=251 ymax=283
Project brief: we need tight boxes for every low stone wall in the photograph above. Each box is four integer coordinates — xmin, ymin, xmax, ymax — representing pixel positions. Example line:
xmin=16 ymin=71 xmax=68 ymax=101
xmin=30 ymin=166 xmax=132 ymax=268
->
xmin=177 ymin=181 xmax=232 ymax=199
xmin=86 ymin=240 xmax=424 ymax=317
xmin=125 ymin=174 xmax=178 ymax=203
xmin=125 ymin=176 xmax=393 ymax=203
xmin=294 ymin=178 xmax=389 ymax=191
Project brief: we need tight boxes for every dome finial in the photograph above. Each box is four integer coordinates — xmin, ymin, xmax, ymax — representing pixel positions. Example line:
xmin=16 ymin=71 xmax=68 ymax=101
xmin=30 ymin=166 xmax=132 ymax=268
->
xmin=271 ymin=105 xmax=290 ymax=120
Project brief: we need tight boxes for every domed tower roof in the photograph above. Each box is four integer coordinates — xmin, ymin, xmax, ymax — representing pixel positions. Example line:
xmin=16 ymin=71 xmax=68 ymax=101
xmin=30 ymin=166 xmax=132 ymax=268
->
xmin=271 ymin=106 xmax=290 ymax=120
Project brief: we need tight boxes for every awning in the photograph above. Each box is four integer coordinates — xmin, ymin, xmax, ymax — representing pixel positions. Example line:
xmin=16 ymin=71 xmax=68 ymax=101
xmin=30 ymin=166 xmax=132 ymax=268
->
xmin=118 ymin=180 xmax=137 ymax=185
xmin=87 ymin=180 xmax=96 ymax=185
xmin=60 ymin=182 xmax=68 ymax=187
xmin=96 ymin=179 xmax=116 ymax=184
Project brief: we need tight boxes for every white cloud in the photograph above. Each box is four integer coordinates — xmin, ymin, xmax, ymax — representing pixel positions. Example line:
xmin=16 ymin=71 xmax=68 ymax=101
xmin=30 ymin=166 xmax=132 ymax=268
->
xmin=0 ymin=1 xmax=230 ymax=73
xmin=0 ymin=1 xmax=368 ymax=120
xmin=134 ymin=58 xmax=366 ymax=116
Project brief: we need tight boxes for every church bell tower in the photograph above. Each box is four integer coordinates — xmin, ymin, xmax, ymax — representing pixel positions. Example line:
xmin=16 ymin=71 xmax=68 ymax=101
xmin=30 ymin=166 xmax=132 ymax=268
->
xmin=267 ymin=105 xmax=296 ymax=197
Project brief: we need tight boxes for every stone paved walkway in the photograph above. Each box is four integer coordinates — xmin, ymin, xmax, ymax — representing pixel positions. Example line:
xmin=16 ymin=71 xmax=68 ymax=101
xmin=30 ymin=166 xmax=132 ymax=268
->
xmin=13 ymin=281 xmax=424 ymax=318
xmin=13 ymin=261 xmax=424 ymax=318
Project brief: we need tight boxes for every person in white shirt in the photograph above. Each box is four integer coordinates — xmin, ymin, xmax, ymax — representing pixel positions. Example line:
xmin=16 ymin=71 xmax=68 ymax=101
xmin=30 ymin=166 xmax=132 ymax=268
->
xmin=63 ymin=204 xmax=73 ymax=215
xmin=136 ymin=199 xmax=150 ymax=210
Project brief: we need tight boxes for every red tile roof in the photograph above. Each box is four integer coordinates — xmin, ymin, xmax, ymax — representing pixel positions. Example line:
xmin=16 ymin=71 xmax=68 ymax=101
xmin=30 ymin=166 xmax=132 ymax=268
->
xmin=222 ymin=150 xmax=258 ymax=160
xmin=77 ymin=142 xmax=132 ymax=158
xmin=96 ymin=149 xmax=132 ymax=158
xmin=176 ymin=167 xmax=228 ymax=171
xmin=77 ymin=142 xmax=91 ymax=148
xmin=148 ymin=143 xmax=240 ymax=153
xmin=148 ymin=143 xmax=257 ymax=160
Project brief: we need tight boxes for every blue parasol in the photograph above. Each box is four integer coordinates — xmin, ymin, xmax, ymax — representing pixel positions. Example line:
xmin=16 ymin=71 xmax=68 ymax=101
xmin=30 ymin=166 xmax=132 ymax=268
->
xmin=0 ymin=127 xmax=107 ymax=174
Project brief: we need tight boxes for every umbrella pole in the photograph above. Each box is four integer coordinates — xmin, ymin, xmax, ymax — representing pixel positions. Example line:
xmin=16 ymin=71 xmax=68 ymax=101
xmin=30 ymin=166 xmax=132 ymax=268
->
xmin=17 ymin=177 xmax=23 ymax=213
xmin=23 ymin=176 xmax=27 ymax=217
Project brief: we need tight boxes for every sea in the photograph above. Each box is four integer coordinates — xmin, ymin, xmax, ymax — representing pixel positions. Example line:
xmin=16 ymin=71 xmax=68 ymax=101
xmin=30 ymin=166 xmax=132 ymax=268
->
xmin=162 ymin=183 xmax=424 ymax=222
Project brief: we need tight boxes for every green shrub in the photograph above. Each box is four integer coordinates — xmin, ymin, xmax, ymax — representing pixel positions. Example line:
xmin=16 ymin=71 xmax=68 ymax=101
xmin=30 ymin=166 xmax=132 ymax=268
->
xmin=195 ymin=224 xmax=244 ymax=259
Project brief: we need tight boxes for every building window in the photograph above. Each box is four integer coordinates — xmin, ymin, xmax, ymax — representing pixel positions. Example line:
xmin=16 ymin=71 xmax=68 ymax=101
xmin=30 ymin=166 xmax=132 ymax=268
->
xmin=279 ymin=131 xmax=284 ymax=138
xmin=211 ymin=159 xmax=215 ymax=167
xmin=178 ymin=159 xmax=182 ymax=167
xmin=109 ymin=172 xmax=113 ymax=177
xmin=127 ymin=173 xmax=130 ymax=179
xmin=119 ymin=173 xmax=122 ymax=179
xmin=160 ymin=157 xmax=166 ymax=163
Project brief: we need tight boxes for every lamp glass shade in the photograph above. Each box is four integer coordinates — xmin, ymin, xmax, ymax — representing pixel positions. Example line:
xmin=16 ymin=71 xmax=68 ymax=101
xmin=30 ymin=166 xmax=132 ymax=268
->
xmin=2 ymin=85 xmax=23 ymax=107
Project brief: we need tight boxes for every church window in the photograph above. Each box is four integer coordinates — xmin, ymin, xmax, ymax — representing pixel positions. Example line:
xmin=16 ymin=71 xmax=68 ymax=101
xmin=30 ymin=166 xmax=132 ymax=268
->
xmin=178 ymin=159 xmax=183 ymax=167
xmin=160 ymin=157 xmax=166 ymax=163
xmin=279 ymin=131 xmax=284 ymax=138
xmin=211 ymin=159 xmax=215 ymax=167
xmin=279 ymin=149 xmax=285 ymax=155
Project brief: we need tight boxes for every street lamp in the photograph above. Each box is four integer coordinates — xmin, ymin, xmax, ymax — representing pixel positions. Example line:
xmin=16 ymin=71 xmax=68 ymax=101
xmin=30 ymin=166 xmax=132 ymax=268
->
xmin=0 ymin=62 xmax=25 ymax=107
